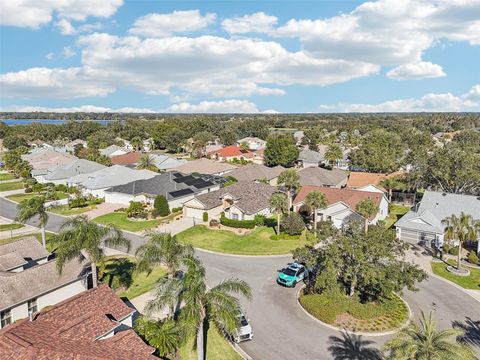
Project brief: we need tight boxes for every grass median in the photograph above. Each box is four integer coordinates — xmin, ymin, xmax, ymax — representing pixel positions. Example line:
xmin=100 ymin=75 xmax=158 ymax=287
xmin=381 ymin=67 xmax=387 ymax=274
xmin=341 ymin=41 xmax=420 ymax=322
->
xmin=0 ymin=181 xmax=24 ymax=192
xmin=431 ymin=260 xmax=480 ymax=290
xmin=93 ymin=212 xmax=160 ymax=232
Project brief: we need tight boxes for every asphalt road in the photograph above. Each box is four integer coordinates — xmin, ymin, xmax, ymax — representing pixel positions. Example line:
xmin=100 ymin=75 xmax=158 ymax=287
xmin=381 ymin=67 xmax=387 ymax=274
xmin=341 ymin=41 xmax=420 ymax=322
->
xmin=1 ymin=197 xmax=479 ymax=359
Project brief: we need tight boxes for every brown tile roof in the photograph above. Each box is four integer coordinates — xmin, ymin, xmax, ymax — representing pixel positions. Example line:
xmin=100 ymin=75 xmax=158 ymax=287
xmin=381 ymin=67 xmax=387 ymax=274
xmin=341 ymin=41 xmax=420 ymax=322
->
xmin=208 ymin=145 xmax=253 ymax=158
xmin=293 ymin=186 xmax=383 ymax=219
xmin=172 ymin=158 xmax=237 ymax=175
xmin=110 ymin=151 xmax=142 ymax=165
xmin=298 ymin=167 xmax=348 ymax=187
xmin=0 ymin=285 xmax=156 ymax=359
xmin=347 ymin=171 xmax=403 ymax=188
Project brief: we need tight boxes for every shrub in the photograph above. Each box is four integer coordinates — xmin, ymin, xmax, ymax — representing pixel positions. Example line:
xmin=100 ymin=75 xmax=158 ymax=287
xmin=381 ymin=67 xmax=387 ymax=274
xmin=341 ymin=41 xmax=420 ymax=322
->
xmin=254 ymin=214 xmax=267 ymax=226
xmin=281 ymin=212 xmax=305 ymax=235
xmin=24 ymin=187 xmax=33 ymax=193
xmin=152 ymin=195 xmax=170 ymax=217
xmin=209 ymin=219 xmax=220 ymax=227
xmin=126 ymin=201 xmax=148 ymax=219
xmin=69 ymin=197 xmax=88 ymax=209
xmin=31 ymin=183 xmax=45 ymax=193
xmin=220 ymin=216 xmax=256 ymax=229
xmin=171 ymin=207 xmax=183 ymax=213
xmin=202 ymin=211 xmax=208 ymax=222
xmin=467 ymin=251 xmax=479 ymax=265
xmin=55 ymin=184 xmax=68 ymax=192
xmin=24 ymin=178 xmax=37 ymax=186
xmin=443 ymin=243 xmax=450 ymax=254
xmin=449 ymin=246 xmax=459 ymax=256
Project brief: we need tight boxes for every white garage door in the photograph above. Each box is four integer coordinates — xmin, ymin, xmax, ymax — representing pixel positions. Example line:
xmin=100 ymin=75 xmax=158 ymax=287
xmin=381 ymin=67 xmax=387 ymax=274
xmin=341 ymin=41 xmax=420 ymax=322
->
xmin=185 ymin=207 xmax=206 ymax=220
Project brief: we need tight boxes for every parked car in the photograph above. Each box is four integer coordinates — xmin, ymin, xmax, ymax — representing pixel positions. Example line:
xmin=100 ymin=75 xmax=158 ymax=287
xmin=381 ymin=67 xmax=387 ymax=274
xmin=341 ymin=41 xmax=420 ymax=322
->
xmin=232 ymin=313 xmax=253 ymax=343
xmin=276 ymin=262 xmax=307 ymax=287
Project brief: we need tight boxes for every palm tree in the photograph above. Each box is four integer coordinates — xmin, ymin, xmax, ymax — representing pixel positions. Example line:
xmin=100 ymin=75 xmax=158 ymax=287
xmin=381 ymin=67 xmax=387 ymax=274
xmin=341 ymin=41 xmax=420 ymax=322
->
xmin=277 ymin=169 xmax=300 ymax=210
xmin=134 ymin=316 xmax=183 ymax=359
xmin=131 ymin=136 xmax=143 ymax=152
xmin=304 ymin=190 xmax=328 ymax=231
xmin=442 ymin=212 xmax=478 ymax=271
xmin=325 ymin=144 xmax=343 ymax=168
xmin=269 ymin=192 xmax=288 ymax=234
xmin=16 ymin=196 xmax=49 ymax=249
xmin=137 ymin=154 xmax=158 ymax=171
xmin=55 ymin=215 xmax=131 ymax=287
xmin=384 ymin=312 xmax=475 ymax=360
xmin=355 ymin=198 xmax=379 ymax=233
xmin=381 ymin=176 xmax=400 ymax=202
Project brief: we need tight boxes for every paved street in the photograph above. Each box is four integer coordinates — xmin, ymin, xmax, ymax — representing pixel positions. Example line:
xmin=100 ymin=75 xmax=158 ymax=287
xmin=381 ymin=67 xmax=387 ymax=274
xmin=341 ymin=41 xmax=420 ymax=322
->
xmin=1 ymin=197 xmax=478 ymax=359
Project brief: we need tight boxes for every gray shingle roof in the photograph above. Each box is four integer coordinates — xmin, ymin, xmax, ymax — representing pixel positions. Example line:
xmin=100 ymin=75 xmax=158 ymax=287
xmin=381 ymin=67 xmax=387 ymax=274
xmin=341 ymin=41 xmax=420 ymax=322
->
xmin=0 ymin=237 xmax=50 ymax=263
xmin=150 ymin=154 xmax=187 ymax=170
xmin=172 ymin=158 xmax=236 ymax=175
xmin=44 ymin=159 xmax=106 ymax=181
xmin=99 ymin=145 xmax=128 ymax=157
xmin=298 ymin=167 xmax=348 ymax=187
xmin=194 ymin=181 xmax=277 ymax=214
xmin=298 ymin=148 xmax=324 ymax=164
xmin=0 ymin=252 xmax=27 ymax=271
xmin=227 ymin=164 xmax=285 ymax=182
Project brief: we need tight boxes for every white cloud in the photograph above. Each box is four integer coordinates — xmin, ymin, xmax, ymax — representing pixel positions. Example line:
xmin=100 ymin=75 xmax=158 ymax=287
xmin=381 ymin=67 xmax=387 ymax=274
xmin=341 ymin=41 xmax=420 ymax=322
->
xmin=55 ymin=19 xmax=76 ymax=35
xmin=0 ymin=0 xmax=123 ymax=28
xmin=129 ymin=10 xmax=216 ymax=37
xmin=45 ymin=53 xmax=55 ymax=60
xmin=323 ymin=84 xmax=480 ymax=112
xmin=222 ymin=12 xmax=278 ymax=34
xmin=387 ymin=61 xmax=446 ymax=80
xmin=63 ymin=46 xmax=76 ymax=58
xmin=0 ymin=67 xmax=113 ymax=99
xmin=0 ymin=105 xmax=155 ymax=113
xmin=165 ymin=100 xmax=269 ymax=113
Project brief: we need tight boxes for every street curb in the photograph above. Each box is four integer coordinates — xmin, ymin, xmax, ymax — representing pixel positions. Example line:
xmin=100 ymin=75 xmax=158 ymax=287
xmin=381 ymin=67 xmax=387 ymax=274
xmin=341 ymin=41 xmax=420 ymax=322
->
xmin=295 ymin=285 xmax=412 ymax=337
xmin=231 ymin=343 xmax=253 ymax=360
xmin=194 ymin=247 xmax=292 ymax=259
xmin=429 ymin=264 xmax=480 ymax=304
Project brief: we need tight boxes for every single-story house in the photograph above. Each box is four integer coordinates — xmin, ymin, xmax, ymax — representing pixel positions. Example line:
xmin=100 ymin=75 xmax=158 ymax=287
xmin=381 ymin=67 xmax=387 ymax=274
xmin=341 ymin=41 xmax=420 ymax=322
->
xmin=150 ymin=154 xmax=187 ymax=171
xmin=208 ymin=145 xmax=253 ymax=162
xmin=0 ymin=237 xmax=90 ymax=329
xmin=105 ymin=171 xmax=223 ymax=209
xmin=298 ymin=167 xmax=349 ymax=188
xmin=29 ymin=140 xmax=53 ymax=149
xmin=23 ymin=150 xmax=77 ymax=175
xmin=183 ymin=181 xmax=277 ymax=221
xmin=236 ymin=137 xmax=267 ymax=151
xmin=297 ymin=148 xmax=324 ymax=168
xmin=226 ymin=164 xmax=285 ymax=186
xmin=99 ymin=145 xmax=130 ymax=158
xmin=34 ymin=159 xmax=106 ymax=185
xmin=0 ymin=285 xmax=156 ymax=358
xmin=317 ymin=145 xmax=351 ymax=170
xmin=110 ymin=151 xmax=143 ymax=167
xmin=67 ymin=165 xmax=157 ymax=198
xmin=293 ymin=186 xmax=389 ymax=229
xmin=293 ymin=131 xmax=304 ymax=145
xmin=65 ymin=139 xmax=87 ymax=153
xmin=347 ymin=171 xmax=403 ymax=189
xmin=395 ymin=191 xmax=480 ymax=252
xmin=172 ymin=158 xmax=237 ymax=176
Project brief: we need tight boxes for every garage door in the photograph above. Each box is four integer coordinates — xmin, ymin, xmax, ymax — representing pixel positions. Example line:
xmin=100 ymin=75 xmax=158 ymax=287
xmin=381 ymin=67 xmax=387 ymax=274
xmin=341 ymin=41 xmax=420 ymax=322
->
xmin=400 ymin=229 xmax=436 ymax=245
xmin=184 ymin=207 xmax=205 ymax=220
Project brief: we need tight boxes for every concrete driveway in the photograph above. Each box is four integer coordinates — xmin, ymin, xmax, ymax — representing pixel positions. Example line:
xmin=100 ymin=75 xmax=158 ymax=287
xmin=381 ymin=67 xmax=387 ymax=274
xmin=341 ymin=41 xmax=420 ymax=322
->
xmin=149 ymin=216 xmax=197 ymax=235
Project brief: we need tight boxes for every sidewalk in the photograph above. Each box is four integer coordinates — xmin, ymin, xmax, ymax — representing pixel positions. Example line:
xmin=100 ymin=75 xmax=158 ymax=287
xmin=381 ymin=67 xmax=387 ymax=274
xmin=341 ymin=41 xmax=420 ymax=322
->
xmin=0 ymin=216 xmax=39 ymax=239
xmin=0 ymin=188 xmax=25 ymax=197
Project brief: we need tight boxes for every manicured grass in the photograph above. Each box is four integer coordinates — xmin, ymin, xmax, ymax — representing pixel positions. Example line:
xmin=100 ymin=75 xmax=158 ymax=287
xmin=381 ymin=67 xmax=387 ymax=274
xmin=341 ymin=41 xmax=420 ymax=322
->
xmin=101 ymin=255 xmax=167 ymax=300
xmin=0 ymin=223 xmax=25 ymax=231
xmin=6 ymin=191 xmax=68 ymax=203
xmin=178 ymin=326 xmax=242 ymax=360
xmin=176 ymin=225 xmax=309 ymax=255
xmin=49 ymin=204 xmax=97 ymax=216
xmin=93 ymin=212 xmax=160 ymax=232
xmin=0 ymin=173 xmax=16 ymax=181
xmin=431 ymin=260 xmax=480 ymax=290
xmin=299 ymin=291 xmax=409 ymax=333
xmin=0 ymin=181 xmax=24 ymax=192
xmin=384 ymin=204 xmax=411 ymax=229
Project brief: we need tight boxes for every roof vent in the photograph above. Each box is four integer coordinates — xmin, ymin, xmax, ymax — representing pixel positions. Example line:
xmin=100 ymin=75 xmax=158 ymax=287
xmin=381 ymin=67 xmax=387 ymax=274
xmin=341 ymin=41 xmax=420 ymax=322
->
xmin=442 ymin=193 xmax=447 ymax=196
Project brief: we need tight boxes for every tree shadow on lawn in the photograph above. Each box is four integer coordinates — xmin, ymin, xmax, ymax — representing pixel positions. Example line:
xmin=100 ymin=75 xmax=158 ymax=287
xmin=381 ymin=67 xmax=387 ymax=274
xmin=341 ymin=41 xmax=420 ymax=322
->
xmin=452 ymin=317 xmax=480 ymax=349
xmin=328 ymin=332 xmax=384 ymax=360
xmin=101 ymin=258 xmax=135 ymax=290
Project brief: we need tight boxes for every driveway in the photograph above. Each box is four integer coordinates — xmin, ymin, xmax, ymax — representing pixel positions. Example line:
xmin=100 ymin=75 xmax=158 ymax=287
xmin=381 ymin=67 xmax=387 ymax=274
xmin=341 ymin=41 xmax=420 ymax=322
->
xmin=149 ymin=216 xmax=197 ymax=235
xmin=0 ymin=197 xmax=478 ymax=359
xmin=83 ymin=202 xmax=124 ymax=219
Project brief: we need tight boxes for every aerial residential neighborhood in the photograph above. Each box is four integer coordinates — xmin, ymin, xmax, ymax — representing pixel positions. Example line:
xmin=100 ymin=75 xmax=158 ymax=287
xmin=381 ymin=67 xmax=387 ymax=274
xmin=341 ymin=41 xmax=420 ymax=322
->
xmin=1 ymin=1 xmax=480 ymax=360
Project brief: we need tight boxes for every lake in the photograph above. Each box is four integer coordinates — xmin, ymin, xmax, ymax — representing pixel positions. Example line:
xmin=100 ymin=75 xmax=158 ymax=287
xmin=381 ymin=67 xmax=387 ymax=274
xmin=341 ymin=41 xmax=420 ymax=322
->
xmin=1 ymin=119 xmax=112 ymax=126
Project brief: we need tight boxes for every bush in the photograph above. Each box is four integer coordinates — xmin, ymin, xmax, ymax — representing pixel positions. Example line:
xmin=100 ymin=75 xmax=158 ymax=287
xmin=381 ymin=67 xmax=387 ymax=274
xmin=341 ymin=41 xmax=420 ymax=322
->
xmin=24 ymin=178 xmax=37 ymax=186
xmin=24 ymin=187 xmax=33 ymax=193
xmin=467 ymin=251 xmax=479 ymax=265
xmin=171 ymin=207 xmax=183 ymax=213
xmin=152 ymin=195 xmax=170 ymax=217
xmin=220 ymin=216 xmax=256 ymax=229
xmin=126 ymin=201 xmax=148 ymax=219
xmin=55 ymin=184 xmax=68 ymax=192
xmin=281 ymin=212 xmax=305 ymax=236
xmin=209 ymin=219 xmax=220 ymax=227
xmin=449 ymin=246 xmax=459 ymax=256
xmin=202 ymin=211 xmax=208 ymax=222
xmin=254 ymin=214 xmax=267 ymax=226
xmin=31 ymin=183 xmax=45 ymax=193
xmin=443 ymin=243 xmax=450 ymax=254
xmin=69 ymin=197 xmax=88 ymax=209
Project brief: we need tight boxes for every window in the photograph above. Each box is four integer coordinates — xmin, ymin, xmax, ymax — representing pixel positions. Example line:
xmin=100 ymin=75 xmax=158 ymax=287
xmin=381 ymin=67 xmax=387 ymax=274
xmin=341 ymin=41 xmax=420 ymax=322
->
xmin=1 ymin=309 xmax=11 ymax=328
xmin=232 ymin=213 xmax=239 ymax=220
xmin=28 ymin=298 xmax=38 ymax=314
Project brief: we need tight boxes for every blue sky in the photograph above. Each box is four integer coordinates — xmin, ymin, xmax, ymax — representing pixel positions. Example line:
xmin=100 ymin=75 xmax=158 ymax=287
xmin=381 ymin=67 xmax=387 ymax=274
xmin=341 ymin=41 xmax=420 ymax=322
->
xmin=1 ymin=0 xmax=479 ymax=113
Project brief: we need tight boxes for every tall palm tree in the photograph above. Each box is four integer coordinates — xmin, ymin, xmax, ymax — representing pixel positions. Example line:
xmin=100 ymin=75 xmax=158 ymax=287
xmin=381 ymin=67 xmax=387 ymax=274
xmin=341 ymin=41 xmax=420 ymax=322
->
xmin=380 ymin=176 xmax=400 ymax=201
xmin=55 ymin=215 xmax=131 ymax=287
xmin=442 ymin=212 xmax=478 ymax=271
xmin=269 ymin=192 xmax=288 ymax=234
xmin=131 ymin=136 xmax=143 ymax=152
xmin=384 ymin=312 xmax=475 ymax=360
xmin=325 ymin=144 xmax=343 ymax=168
xmin=304 ymin=190 xmax=328 ymax=231
xmin=355 ymin=198 xmax=379 ymax=233
xmin=137 ymin=153 xmax=158 ymax=172
xmin=277 ymin=169 xmax=300 ymax=211
xmin=134 ymin=316 xmax=183 ymax=359
xmin=16 ymin=196 xmax=48 ymax=249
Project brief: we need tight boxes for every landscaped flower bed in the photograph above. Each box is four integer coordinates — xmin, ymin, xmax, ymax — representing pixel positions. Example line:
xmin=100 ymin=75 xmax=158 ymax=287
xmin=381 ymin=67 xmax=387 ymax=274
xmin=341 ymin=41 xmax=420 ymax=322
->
xmin=299 ymin=290 xmax=409 ymax=333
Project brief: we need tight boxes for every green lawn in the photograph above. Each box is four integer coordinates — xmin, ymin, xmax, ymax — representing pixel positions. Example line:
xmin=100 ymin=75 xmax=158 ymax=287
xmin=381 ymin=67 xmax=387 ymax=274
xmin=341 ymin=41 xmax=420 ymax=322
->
xmin=299 ymin=291 xmax=409 ymax=333
xmin=6 ymin=191 xmax=68 ymax=203
xmin=0 ymin=223 xmax=25 ymax=232
xmin=384 ymin=204 xmax=411 ymax=229
xmin=49 ymin=204 xmax=97 ymax=216
xmin=176 ymin=225 xmax=309 ymax=255
xmin=93 ymin=212 xmax=160 ymax=232
xmin=0 ymin=173 xmax=16 ymax=181
xmin=178 ymin=327 xmax=242 ymax=360
xmin=0 ymin=181 xmax=24 ymax=192
xmin=100 ymin=255 xmax=167 ymax=300
xmin=431 ymin=260 xmax=480 ymax=290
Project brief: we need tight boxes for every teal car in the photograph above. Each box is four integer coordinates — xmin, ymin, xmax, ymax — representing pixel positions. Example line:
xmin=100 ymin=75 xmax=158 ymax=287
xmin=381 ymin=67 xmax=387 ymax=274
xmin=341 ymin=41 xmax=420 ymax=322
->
xmin=276 ymin=262 xmax=307 ymax=287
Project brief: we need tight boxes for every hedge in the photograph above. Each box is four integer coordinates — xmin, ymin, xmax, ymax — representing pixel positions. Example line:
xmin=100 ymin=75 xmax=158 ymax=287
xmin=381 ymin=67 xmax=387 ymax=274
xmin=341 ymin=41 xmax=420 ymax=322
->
xmin=220 ymin=216 xmax=256 ymax=229
xmin=203 ymin=211 xmax=208 ymax=222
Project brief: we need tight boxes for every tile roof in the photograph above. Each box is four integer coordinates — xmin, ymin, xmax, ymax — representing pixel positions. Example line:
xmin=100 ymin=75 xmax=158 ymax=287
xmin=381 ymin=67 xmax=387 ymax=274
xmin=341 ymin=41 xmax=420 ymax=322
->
xmin=172 ymin=158 xmax=237 ymax=175
xmin=23 ymin=150 xmax=77 ymax=171
xmin=227 ymin=164 xmax=285 ymax=182
xmin=208 ymin=145 xmax=253 ymax=158
xmin=293 ymin=186 xmax=383 ymax=219
xmin=193 ymin=181 xmax=277 ymax=214
xmin=0 ymin=285 xmax=156 ymax=359
xmin=347 ymin=171 xmax=404 ymax=189
xmin=0 ymin=236 xmax=50 ymax=263
xmin=298 ymin=167 xmax=348 ymax=187
xmin=110 ymin=152 xmax=143 ymax=165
